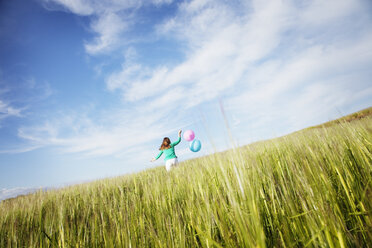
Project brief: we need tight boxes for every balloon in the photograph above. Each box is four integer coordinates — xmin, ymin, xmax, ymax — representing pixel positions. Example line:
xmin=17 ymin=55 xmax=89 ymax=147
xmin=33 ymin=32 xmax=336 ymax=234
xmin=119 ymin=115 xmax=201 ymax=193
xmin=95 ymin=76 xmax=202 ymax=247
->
xmin=183 ymin=130 xmax=195 ymax=142
xmin=189 ymin=139 xmax=202 ymax=152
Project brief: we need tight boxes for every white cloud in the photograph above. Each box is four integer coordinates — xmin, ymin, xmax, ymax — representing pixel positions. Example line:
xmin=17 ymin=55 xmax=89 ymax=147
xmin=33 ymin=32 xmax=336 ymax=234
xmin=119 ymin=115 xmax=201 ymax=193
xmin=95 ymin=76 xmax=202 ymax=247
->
xmin=0 ymin=145 xmax=42 ymax=154
xmin=107 ymin=0 xmax=292 ymax=107
xmin=227 ymin=32 xmax=372 ymax=110
xmin=42 ymin=0 xmax=174 ymax=54
xmin=0 ymin=76 xmax=53 ymax=128
xmin=84 ymin=12 xmax=128 ymax=54
xmin=299 ymin=0 xmax=362 ymax=26
xmin=130 ymin=0 xmax=372 ymax=144
xmin=19 ymin=0 xmax=372 ymax=158
xmin=109 ymin=0 xmax=372 ymax=112
xmin=106 ymin=63 xmax=144 ymax=91
xmin=0 ymin=99 xmax=23 ymax=121
xmin=16 ymin=105 xmax=180 ymax=157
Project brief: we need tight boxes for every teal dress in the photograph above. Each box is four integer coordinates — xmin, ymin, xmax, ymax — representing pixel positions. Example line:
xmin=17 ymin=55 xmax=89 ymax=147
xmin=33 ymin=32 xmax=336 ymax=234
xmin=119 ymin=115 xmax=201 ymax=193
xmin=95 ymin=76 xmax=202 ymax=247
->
xmin=155 ymin=137 xmax=181 ymax=161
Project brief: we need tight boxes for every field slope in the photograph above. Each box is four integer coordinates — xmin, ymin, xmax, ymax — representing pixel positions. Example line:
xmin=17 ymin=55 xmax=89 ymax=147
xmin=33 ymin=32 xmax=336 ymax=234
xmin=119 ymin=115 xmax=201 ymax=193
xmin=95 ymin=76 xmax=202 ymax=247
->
xmin=1 ymin=110 xmax=371 ymax=247
xmin=307 ymin=106 xmax=372 ymax=129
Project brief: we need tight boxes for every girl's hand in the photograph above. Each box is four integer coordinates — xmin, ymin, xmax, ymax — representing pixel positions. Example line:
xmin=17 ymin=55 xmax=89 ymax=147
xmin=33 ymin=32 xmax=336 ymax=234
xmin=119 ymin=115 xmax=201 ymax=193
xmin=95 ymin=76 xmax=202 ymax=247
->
xmin=178 ymin=129 xmax=182 ymax=137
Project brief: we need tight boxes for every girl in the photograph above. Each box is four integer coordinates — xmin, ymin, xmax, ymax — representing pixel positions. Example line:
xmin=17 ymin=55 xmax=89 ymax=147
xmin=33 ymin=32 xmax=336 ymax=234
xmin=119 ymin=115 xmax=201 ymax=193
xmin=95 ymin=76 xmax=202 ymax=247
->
xmin=151 ymin=130 xmax=182 ymax=171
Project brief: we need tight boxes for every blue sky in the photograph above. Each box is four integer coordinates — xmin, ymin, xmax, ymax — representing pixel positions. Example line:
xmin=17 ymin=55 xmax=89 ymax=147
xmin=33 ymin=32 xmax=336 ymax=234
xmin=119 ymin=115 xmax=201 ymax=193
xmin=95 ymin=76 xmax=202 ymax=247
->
xmin=1 ymin=0 xmax=372 ymax=200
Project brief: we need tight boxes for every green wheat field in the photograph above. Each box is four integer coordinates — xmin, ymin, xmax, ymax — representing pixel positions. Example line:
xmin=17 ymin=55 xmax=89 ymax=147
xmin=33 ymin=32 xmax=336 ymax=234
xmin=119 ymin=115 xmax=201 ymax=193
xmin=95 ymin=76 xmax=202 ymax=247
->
xmin=1 ymin=108 xmax=371 ymax=247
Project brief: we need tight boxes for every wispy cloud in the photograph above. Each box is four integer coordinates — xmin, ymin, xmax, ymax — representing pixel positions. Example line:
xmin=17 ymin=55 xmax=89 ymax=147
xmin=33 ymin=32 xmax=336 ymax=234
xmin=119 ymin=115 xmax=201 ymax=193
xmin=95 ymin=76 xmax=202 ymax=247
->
xmin=0 ymin=100 xmax=22 ymax=117
xmin=84 ymin=12 xmax=128 ymax=54
xmin=42 ymin=0 xmax=174 ymax=54
xmin=16 ymin=106 xmax=181 ymax=157
xmin=0 ymin=99 xmax=23 ymax=125
xmin=16 ymin=0 xmax=372 ymax=158
xmin=0 ymin=75 xmax=53 ymax=128
xmin=108 ymin=0 xmax=372 ymax=116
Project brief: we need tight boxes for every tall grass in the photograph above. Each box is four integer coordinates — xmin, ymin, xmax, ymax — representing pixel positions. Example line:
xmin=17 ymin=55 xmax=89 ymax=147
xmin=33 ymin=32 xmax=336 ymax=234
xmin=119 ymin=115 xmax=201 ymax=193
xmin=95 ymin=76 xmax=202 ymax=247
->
xmin=1 ymin=118 xmax=371 ymax=247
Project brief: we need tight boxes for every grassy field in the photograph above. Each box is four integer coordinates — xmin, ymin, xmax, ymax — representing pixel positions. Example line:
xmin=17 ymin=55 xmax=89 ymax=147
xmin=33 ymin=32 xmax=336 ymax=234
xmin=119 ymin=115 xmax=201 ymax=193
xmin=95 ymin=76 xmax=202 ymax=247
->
xmin=0 ymin=112 xmax=371 ymax=247
xmin=306 ymin=106 xmax=372 ymax=129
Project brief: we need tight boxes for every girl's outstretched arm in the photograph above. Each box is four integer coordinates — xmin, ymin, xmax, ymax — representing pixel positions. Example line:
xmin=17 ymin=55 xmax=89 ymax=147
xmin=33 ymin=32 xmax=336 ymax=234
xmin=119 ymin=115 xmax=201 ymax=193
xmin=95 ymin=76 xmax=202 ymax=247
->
xmin=171 ymin=130 xmax=182 ymax=147
xmin=151 ymin=150 xmax=163 ymax=162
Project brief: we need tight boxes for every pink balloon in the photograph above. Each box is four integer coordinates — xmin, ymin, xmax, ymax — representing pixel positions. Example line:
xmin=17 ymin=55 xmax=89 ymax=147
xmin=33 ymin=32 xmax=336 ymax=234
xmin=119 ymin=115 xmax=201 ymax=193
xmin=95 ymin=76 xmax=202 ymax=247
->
xmin=183 ymin=130 xmax=195 ymax=141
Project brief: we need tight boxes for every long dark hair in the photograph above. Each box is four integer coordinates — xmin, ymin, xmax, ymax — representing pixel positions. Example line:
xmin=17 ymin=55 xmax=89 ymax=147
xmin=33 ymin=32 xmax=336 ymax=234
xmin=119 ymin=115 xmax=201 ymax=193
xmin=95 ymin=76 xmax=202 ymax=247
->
xmin=159 ymin=137 xmax=171 ymax=150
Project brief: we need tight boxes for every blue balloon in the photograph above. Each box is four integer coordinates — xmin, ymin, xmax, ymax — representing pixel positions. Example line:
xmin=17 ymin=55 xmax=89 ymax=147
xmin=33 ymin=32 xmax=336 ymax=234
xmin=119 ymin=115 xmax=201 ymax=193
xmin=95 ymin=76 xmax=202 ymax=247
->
xmin=189 ymin=139 xmax=202 ymax=152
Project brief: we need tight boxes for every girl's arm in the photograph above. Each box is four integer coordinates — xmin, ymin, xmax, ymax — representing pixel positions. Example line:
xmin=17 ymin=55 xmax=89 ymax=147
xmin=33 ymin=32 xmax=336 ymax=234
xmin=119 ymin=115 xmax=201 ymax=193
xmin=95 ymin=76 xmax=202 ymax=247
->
xmin=151 ymin=150 xmax=163 ymax=162
xmin=171 ymin=130 xmax=182 ymax=147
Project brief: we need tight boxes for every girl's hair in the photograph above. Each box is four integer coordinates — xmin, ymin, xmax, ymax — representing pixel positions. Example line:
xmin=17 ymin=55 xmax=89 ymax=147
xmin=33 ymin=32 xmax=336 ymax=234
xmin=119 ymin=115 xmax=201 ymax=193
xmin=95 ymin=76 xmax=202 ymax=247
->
xmin=159 ymin=137 xmax=171 ymax=150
